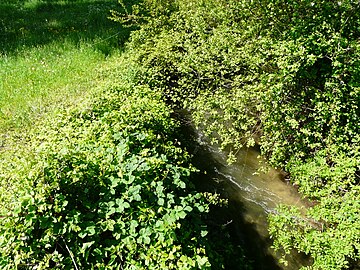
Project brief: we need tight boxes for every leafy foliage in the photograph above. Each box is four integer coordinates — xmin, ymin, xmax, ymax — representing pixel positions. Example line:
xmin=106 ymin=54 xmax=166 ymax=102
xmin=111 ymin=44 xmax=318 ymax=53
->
xmin=0 ymin=81 xmax=230 ymax=269
xmin=111 ymin=0 xmax=360 ymax=269
xmin=112 ymin=0 xmax=264 ymax=156
xmin=256 ymin=2 xmax=360 ymax=269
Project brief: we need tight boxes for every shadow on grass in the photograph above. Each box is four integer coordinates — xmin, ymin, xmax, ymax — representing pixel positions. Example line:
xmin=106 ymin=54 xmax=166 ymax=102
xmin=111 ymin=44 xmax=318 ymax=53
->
xmin=0 ymin=0 xmax=134 ymax=55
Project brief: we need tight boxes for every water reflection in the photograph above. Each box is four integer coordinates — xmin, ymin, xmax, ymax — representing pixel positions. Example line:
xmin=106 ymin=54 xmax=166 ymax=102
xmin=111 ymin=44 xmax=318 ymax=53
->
xmin=180 ymin=117 xmax=309 ymax=269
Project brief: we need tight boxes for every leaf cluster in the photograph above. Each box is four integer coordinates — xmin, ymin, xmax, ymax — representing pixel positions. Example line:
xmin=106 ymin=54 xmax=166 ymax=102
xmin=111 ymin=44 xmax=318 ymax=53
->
xmin=111 ymin=0 xmax=360 ymax=268
xmin=0 ymin=82 xmax=225 ymax=269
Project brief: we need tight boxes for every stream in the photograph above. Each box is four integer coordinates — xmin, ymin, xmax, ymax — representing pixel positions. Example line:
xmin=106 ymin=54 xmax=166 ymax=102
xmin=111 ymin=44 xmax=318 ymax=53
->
xmin=178 ymin=114 xmax=310 ymax=269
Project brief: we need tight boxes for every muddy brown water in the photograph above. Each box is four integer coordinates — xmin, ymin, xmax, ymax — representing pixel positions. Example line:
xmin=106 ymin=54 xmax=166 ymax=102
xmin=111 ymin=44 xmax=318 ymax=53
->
xmin=185 ymin=126 xmax=311 ymax=269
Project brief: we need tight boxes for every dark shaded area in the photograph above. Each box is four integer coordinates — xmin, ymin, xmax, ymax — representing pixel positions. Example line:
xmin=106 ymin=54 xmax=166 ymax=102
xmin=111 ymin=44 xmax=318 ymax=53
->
xmin=173 ymin=110 xmax=285 ymax=270
xmin=0 ymin=0 xmax=134 ymax=55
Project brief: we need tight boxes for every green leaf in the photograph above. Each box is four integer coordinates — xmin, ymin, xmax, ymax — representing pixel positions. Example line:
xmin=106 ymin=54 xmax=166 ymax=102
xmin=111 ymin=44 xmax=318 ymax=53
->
xmin=158 ymin=198 xmax=165 ymax=206
xmin=86 ymin=226 xmax=96 ymax=236
xmin=78 ymin=231 xmax=87 ymax=239
xmin=81 ymin=241 xmax=95 ymax=251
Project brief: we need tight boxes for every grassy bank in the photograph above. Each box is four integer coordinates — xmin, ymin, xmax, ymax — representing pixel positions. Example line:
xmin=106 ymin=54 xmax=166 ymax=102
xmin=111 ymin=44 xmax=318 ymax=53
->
xmin=0 ymin=64 xmax=232 ymax=268
xmin=1 ymin=42 xmax=108 ymax=129
xmin=0 ymin=1 xmax=248 ymax=269
xmin=0 ymin=0 xmax=131 ymax=131
xmin=3 ymin=0 xmax=359 ymax=269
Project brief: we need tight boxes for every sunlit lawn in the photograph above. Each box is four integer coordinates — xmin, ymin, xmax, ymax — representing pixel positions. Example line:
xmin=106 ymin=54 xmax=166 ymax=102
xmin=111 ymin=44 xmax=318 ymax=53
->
xmin=0 ymin=0 xmax=131 ymax=130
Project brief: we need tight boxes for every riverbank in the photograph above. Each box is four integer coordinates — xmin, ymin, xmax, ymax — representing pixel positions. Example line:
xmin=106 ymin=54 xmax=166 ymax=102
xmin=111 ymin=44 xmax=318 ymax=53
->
xmin=111 ymin=1 xmax=360 ymax=269
xmin=0 ymin=1 xmax=251 ymax=268
xmin=1 ymin=0 xmax=359 ymax=269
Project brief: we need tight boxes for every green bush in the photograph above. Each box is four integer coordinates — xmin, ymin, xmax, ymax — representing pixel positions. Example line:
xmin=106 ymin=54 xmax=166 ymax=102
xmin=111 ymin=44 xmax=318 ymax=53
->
xmin=111 ymin=0 xmax=360 ymax=268
xmin=0 ymin=82 xmax=226 ymax=269
xmin=112 ymin=0 xmax=263 ymax=158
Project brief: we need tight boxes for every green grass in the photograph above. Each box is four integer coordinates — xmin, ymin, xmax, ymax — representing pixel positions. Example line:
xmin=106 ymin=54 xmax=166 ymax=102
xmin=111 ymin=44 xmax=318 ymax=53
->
xmin=0 ymin=0 xmax=129 ymax=54
xmin=1 ymin=42 xmax=105 ymax=129
xmin=0 ymin=0 xmax=132 ymax=131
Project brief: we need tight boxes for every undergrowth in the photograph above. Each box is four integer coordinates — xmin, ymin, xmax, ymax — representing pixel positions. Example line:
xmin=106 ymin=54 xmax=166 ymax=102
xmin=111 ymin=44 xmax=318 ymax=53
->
xmin=0 ymin=55 xmax=246 ymax=268
xmin=111 ymin=0 xmax=360 ymax=269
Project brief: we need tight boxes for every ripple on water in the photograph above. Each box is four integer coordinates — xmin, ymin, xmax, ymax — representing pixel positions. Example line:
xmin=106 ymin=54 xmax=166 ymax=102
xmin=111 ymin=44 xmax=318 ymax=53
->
xmin=194 ymin=137 xmax=310 ymax=269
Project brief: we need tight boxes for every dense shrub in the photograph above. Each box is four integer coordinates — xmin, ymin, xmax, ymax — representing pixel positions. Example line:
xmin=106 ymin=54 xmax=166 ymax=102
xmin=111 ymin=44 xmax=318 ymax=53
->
xmin=112 ymin=0 xmax=264 ymax=160
xmin=0 ymin=81 xmax=230 ymax=269
xmin=255 ymin=2 xmax=360 ymax=269
xmin=111 ymin=0 xmax=360 ymax=269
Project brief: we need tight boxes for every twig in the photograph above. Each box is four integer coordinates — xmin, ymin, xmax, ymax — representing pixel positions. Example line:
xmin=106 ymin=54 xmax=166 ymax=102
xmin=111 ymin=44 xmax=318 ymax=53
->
xmin=62 ymin=237 xmax=80 ymax=270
